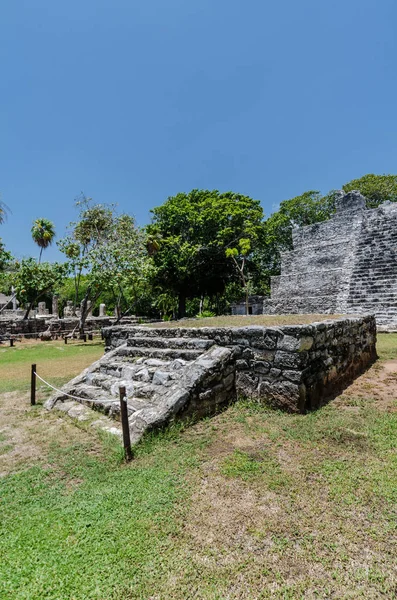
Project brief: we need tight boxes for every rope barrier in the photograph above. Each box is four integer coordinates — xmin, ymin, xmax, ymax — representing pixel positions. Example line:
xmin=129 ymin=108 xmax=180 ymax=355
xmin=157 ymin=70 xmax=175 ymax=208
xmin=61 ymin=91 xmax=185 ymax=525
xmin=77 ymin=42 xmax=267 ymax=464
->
xmin=34 ymin=372 xmax=88 ymax=402
xmin=31 ymin=367 xmax=132 ymax=460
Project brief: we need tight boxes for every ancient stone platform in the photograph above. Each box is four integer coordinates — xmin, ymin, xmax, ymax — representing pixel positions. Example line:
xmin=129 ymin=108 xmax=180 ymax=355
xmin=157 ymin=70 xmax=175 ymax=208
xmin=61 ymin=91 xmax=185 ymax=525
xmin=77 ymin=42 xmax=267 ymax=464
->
xmin=265 ymin=191 xmax=397 ymax=328
xmin=45 ymin=338 xmax=236 ymax=446
xmin=46 ymin=315 xmax=376 ymax=447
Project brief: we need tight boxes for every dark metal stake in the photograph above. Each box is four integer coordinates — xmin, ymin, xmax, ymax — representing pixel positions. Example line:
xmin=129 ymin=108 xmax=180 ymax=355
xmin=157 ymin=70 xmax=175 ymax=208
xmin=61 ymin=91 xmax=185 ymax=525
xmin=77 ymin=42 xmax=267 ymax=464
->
xmin=31 ymin=364 xmax=36 ymax=406
xmin=119 ymin=386 xmax=132 ymax=461
xmin=64 ymin=336 xmax=68 ymax=344
xmin=9 ymin=338 xmax=14 ymax=347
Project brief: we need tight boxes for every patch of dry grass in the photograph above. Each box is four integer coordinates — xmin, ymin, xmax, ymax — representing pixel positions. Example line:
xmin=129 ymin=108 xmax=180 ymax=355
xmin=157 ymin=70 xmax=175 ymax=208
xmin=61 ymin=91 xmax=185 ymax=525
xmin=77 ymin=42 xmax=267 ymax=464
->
xmin=146 ymin=314 xmax=344 ymax=328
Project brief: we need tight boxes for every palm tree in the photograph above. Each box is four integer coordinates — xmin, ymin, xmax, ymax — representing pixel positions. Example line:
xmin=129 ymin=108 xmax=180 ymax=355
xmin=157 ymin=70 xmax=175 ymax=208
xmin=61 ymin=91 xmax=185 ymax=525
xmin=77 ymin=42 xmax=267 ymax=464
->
xmin=0 ymin=200 xmax=10 ymax=224
xmin=31 ymin=218 xmax=56 ymax=263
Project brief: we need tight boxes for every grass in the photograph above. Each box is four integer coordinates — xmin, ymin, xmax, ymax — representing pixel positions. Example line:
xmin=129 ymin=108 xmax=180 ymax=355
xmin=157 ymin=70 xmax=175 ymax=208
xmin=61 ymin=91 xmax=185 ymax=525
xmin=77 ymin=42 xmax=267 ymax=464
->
xmin=0 ymin=334 xmax=396 ymax=598
xmin=0 ymin=339 xmax=104 ymax=394
xmin=145 ymin=313 xmax=344 ymax=328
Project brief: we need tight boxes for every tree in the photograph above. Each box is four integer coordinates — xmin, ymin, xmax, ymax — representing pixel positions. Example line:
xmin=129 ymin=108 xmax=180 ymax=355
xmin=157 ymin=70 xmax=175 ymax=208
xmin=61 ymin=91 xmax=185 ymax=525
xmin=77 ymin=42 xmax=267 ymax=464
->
xmin=58 ymin=195 xmax=148 ymax=333
xmin=0 ymin=200 xmax=13 ymax=295
xmin=10 ymin=258 xmax=69 ymax=319
xmin=0 ymin=240 xmax=12 ymax=274
xmin=0 ymin=200 xmax=10 ymax=225
xmin=147 ymin=190 xmax=265 ymax=318
xmin=226 ymin=239 xmax=256 ymax=315
xmin=342 ymin=173 xmax=397 ymax=208
xmin=31 ymin=218 xmax=56 ymax=263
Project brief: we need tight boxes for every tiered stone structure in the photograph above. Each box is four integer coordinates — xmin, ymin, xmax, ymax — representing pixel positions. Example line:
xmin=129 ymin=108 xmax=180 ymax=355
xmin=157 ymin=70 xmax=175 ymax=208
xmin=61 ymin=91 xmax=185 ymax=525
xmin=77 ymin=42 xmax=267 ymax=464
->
xmin=46 ymin=316 xmax=376 ymax=445
xmin=266 ymin=191 xmax=397 ymax=327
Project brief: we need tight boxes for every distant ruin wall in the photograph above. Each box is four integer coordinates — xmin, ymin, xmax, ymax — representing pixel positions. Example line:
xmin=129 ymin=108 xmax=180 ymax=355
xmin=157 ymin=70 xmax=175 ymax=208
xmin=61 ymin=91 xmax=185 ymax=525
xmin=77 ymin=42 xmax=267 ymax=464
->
xmin=0 ymin=317 xmax=113 ymax=338
xmin=104 ymin=315 xmax=376 ymax=413
xmin=266 ymin=192 xmax=397 ymax=327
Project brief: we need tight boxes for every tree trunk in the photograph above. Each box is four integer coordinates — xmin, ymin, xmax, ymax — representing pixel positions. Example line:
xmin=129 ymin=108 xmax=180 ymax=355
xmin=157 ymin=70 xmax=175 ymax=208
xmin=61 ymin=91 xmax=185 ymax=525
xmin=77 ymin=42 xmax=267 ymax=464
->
xmin=23 ymin=301 xmax=34 ymax=320
xmin=199 ymin=295 xmax=204 ymax=316
xmin=78 ymin=287 xmax=91 ymax=335
xmin=178 ymin=292 xmax=186 ymax=319
xmin=245 ymin=284 xmax=249 ymax=316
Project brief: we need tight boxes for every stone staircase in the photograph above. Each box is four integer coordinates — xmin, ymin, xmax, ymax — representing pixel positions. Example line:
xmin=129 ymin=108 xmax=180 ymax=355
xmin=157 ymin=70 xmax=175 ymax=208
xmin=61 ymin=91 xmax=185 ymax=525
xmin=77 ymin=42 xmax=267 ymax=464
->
xmin=45 ymin=335 xmax=236 ymax=445
xmin=347 ymin=215 xmax=397 ymax=325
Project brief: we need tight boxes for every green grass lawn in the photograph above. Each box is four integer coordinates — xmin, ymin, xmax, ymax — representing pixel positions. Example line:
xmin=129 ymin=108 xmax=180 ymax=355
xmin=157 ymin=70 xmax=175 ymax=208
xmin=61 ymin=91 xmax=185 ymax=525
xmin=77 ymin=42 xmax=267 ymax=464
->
xmin=0 ymin=339 xmax=104 ymax=394
xmin=0 ymin=335 xmax=396 ymax=599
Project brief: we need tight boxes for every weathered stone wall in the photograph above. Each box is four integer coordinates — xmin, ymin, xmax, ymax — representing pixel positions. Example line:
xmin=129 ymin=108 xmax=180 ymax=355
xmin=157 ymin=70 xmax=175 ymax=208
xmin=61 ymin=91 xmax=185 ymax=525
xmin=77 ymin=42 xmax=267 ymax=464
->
xmin=0 ymin=316 xmax=114 ymax=339
xmin=231 ymin=295 xmax=265 ymax=316
xmin=104 ymin=315 xmax=376 ymax=413
xmin=266 ymin=191 xmax=397 ymax=326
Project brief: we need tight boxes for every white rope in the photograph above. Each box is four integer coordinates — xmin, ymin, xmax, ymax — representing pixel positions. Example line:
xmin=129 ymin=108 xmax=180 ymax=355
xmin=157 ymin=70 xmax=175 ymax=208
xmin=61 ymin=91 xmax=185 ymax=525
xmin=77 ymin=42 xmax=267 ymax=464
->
xmin=34 ymin=372 xmax=91 ymax=403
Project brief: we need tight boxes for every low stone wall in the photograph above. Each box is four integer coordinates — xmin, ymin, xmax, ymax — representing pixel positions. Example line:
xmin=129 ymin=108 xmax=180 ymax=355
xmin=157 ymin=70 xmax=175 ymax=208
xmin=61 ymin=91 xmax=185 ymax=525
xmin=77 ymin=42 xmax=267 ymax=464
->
xmin=104 ymin=315 xmax=377 ymax=412
xmin=0 ymin=316 xmax=114 ymax=339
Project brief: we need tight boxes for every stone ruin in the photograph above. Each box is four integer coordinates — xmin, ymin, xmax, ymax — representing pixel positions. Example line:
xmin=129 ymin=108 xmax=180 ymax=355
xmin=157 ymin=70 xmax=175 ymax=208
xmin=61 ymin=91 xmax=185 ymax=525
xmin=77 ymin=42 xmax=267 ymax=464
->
xmin=231 ymin=295 xmax=266 ymax=316
xmin=46 ymin=315 xmax=376 ymax=446
xmin=265 ymin=191 xmax=397 ymax=328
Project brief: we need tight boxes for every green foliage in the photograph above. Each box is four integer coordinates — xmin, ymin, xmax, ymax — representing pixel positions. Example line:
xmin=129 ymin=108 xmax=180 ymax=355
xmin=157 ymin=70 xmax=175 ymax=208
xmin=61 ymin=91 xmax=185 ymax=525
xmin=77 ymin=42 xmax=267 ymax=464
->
xmin=31 ymin=218 xmax=56 ymax=262
xmin=11 ymin=258 xmax=69 ymax=310
xmin=342 ymin=173 xmax=397 ymax=208
xmin=147 ymin=189 xmax=265 ymax=317
xmin=196 ymin=310 xmax=216 ymax=319
xmin=55 ymin=274 xmax=91 ymax=314
xmin=0 ymin=238 xmax=12 ymax=275
xmin=58 ymin=195 xmax=149 ymax=326
xmin=0 ymin=200 xmax=10 ymax=225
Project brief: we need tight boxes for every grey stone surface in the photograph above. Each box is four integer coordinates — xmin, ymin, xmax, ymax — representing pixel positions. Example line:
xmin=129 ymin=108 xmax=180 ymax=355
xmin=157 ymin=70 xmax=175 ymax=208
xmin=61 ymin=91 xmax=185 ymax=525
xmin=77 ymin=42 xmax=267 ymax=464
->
xmin=52 ymin=295 xmax=59 ymax=318
xmin=45 ymin=338 xmax=236 ymax=447
xmin=264 ymin=191 xmax=397 ymax=327
xmin=231 ymin=295 xmax=266 ymax=316
xmin=104 ymin=315 xmax=376 ymax=414
xmin=46 ymin=316 xmax=376 ymax=446
xmin=37 ymin=301 xmax=47 ymax=315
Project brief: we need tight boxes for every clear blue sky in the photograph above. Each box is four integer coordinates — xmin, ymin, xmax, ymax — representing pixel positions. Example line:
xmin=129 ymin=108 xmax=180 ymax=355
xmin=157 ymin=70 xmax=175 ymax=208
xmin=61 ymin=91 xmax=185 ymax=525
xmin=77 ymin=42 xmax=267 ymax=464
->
xmin=1 ymin=0 xmax=396 ymax=261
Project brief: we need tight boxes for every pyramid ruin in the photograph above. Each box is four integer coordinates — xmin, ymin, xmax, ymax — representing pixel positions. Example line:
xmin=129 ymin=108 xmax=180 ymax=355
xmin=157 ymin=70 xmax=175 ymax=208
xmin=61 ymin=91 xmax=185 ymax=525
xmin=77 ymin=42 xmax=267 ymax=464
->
xmin=266 ymin=191 xmax=397 ymax=327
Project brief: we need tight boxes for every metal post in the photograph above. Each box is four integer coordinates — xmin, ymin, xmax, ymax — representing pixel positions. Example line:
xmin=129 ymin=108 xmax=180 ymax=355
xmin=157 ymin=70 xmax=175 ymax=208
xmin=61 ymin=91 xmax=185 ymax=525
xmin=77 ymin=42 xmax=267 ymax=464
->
xmin=31 ymin=364 xmax=36 ymax=406
xmin=64 ymin=336 xmax=68 ymax=344
xmin=9 ymin=338 xmax=14 ymax=347
xmin=119 ymin=386 xmax=132 ymax=461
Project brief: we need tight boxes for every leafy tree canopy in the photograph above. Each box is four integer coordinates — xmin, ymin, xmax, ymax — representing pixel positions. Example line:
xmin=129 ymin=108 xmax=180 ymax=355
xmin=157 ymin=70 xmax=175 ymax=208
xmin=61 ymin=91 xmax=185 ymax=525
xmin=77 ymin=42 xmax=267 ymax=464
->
xmin=342 ymin=173 xmax=397 ymax=208
xmin=10 ymin=258 xmax=69 ymax=318
xmin=0 ymin=239 xmax=12 ymax=274
xmin=58 ymin=195 xmax=148 ymax=330
xmin=31 ymin=218 xmax=56 ymax=262
xmin=147 ymin=190 xmax=264 ymax=316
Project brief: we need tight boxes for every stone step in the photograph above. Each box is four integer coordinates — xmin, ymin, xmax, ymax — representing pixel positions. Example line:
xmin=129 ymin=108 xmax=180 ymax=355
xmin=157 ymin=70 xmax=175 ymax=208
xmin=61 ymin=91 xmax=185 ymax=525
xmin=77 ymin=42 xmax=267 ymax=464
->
xmin=123 ymin=345 xmax=203 ymax=361
xmin=125 ymin=336 xmax=214 ymax=351
xmin=64 ymin=383 xmax=119 ymax=414
xmin=63 ymin=381 xmax=158 ymax=418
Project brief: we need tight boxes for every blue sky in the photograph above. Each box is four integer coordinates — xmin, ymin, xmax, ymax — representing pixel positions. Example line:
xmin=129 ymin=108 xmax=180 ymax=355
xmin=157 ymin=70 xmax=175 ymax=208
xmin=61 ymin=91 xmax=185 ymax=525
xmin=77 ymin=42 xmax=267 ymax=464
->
xmin=1 ymin=0 xmax=396 ymax=261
